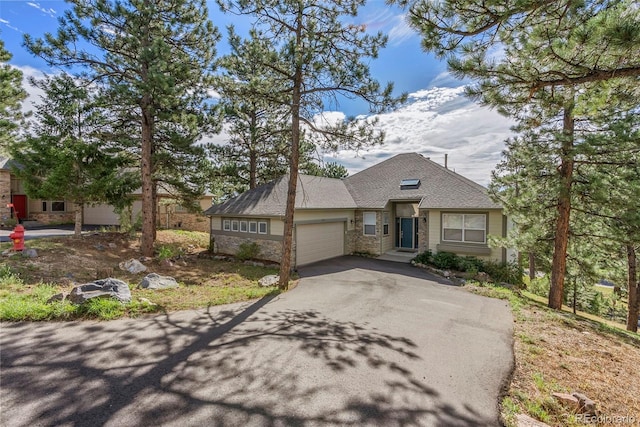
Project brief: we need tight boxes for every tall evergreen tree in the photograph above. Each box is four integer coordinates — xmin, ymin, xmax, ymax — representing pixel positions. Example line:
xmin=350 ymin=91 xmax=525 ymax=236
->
xmin=218 ymin=0 xmax=404 ymax=288
xmin=0 ymin=37 xmax=26 ymax=154
xmin=9 ymin=74 xmax=137 ymax=236
xmin=25 ymin=0 xmax=220 ymax=256
xmin=395 ymin=0 xmax=640 ymax=309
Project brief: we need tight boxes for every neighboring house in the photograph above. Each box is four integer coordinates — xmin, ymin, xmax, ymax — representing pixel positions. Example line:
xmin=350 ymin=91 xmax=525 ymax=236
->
xmin=206 ymin=152 xmax=514 ymax=266
xmin=83 ymin=188 xmax=213 ymax=233
xmin=1 ymin=156 xmax=211 ymax=231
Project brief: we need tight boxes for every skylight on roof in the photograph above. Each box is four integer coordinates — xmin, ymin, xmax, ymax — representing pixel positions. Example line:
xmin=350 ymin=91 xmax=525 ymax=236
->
xmin=400 ymin=179 xmax=420 ymax=189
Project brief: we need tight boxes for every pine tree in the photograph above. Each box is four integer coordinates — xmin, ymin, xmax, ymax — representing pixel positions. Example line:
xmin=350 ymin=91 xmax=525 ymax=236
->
xmin=397 ymin=0 xmax=640 ymax=309
xmin=0 ymin=37 xmax=26 ymax=154
xmin=25 ymin=0 xmax=220 ymax=256
xmin=9 ymin=74 xmax=137 ymax=236
xmin=218 ymin=0 xmax=404 ymax=288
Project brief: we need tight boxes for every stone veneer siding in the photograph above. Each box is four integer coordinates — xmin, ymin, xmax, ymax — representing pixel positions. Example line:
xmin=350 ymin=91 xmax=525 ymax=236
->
xmin=30 ymin=212 xmax=75 ymax=224
xmin=0 ymin=171 xmax=10 ymax=223
xmin=212 ymin=233 xmax=283 ymax=263
xmin=351 ymin=210 xmax=383 ymax=255
xmin=417 ymin=209 xmax=429 ymax=252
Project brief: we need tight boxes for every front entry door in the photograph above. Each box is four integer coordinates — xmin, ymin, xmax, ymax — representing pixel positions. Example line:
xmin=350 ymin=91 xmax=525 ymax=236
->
xmin=399 ymin=217 xmax=414 ymax=249
xmin=11 ymin=195 xmax=27 ymax=220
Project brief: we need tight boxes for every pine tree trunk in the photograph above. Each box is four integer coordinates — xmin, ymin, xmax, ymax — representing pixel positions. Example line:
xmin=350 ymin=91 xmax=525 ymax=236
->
xmin=74 ymin=203 xmax=82 ymax=238
xmin=249 ymin=110 xmax=257 ymax=189
xmin=528 ymin=252 xmax=535 ymax=281
xmin=278 ymin=17 xmax=303 ymax=290
xmin=626 ymin=244 xmax=639 ymax=332
xmin=549 ymin=101 xmax=575 ymax=310
xmin=140 ymin=99 xmax=155 ymax=257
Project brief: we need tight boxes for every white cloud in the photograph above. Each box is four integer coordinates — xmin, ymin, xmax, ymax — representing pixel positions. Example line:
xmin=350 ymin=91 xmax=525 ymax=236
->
xmin=0 ymin=18 xmax=22 ymax=33
xmin=386 ymin=14 xmax=415 ymax=46
xmin=26 ymin=2 xmax=56 ymax=18
xmin=312 ymin=111 xmax=346 ymax=128
xmin=16 ymin=65 xmax=48 ymax=115
xmin=325 ymin=83 xmax=515 ymax=186
xmin=360 ymin=9 xmax=416 ymax=46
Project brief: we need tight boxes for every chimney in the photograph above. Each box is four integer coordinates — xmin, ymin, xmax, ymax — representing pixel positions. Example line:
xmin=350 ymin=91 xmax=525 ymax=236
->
xmin=444 ymin=154 xmax=448 ymax=169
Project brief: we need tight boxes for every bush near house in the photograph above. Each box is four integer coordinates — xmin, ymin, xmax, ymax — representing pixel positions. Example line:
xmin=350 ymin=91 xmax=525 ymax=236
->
xmin=413 ymin=250 xmax=524 ymax=286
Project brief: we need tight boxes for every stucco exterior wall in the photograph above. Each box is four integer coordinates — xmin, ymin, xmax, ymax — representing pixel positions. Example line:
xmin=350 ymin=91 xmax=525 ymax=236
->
xmin=424 ymin=208 xmax=505 ymax=262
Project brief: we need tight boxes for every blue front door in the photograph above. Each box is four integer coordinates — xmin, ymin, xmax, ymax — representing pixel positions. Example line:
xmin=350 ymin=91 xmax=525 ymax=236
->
xmin=400 ymin=217 xmax=413 ymax=249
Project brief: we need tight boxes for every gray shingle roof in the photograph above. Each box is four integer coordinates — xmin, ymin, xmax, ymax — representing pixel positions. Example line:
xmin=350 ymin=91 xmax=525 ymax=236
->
xmin=344 ymin=153 xmax=500 ymax=209
xmin=0 ymin=157 xmax=19 ymax=171
xmin=204 ymin=174 xmax=357 ymax=216
xmin=205 ymin=153 xmax=501 ymax=216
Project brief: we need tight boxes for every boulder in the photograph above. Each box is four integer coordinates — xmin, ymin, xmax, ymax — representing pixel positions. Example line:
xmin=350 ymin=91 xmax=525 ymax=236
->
xmin=68 ymin=278 xmax=132 ymax=304
xmin=515 ymin=414 xmax=550 ymax=427
xmin=22 ymin=248 xmax=38 ymax=258
xmin=552 ymin=392 xmax=579 ymax=411
xmin=138 ymin=273 xmax=179 ymax=290
xmin=258 ymin=275 xmax=279 ymax=287
xmin=119 ymin=259 xmax=147 ymax=274
xmin=47 ymin=292 xmax=67 ymax=303
xmin=572 ymin=393 xmax=597 ymax=415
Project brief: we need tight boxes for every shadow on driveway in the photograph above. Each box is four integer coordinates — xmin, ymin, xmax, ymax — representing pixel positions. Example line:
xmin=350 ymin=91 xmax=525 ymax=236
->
xmin=298 ymin=255 xmax=454 ymax=286
xmin=1 ymin=292 xmax=494 ymax=426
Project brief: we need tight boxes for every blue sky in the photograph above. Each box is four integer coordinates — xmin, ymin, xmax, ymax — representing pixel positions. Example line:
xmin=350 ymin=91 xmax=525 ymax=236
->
xmin=0 ymin=0 xmax=514 ymax=185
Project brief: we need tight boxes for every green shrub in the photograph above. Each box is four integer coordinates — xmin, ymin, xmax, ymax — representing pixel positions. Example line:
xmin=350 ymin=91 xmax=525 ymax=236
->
xmin=236 ymin=242 xmax=260 ymax=261
xmin=458 ymin=256 xmax=485 ymax=276
xmin=482 ymin=260 xmax=524 ymax=286
xmin=412 ymin=250 xmax=432 ymax=264
xmin=157 ymin=245 xmax=175 ymax=260
xmin=431 ymin=251 xmax=460 ymax=270
xmin=528 ymin=276 xmax=550 ymax=297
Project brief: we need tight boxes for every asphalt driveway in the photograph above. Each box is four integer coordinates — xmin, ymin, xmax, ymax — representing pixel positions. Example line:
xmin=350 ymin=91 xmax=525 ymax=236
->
xmin=0 ymin=256 xmax=513 ymax=426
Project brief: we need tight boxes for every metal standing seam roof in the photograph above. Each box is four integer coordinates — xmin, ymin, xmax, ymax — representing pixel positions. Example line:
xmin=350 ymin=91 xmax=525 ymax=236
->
xmin=205 ymin=153 xmax=501 ymax=216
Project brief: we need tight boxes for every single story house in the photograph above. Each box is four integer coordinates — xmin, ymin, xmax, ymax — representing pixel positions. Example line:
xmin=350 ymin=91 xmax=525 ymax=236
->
xmin=205 ymin=152 xmax=514 ymax=266
xmin=1 ymin=156 xmax=211 ymax=231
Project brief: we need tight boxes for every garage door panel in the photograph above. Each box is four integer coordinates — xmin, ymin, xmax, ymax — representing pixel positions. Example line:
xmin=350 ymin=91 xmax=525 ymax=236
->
xmin=83 ymin=204 xmax=119 ymax=225
xmin=296 ymin=222 xmax=344 ymax=266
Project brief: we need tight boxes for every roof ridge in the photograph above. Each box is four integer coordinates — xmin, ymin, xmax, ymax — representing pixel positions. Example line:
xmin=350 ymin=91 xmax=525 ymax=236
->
xmin=345 ymin=152 xmax=422 ymax=181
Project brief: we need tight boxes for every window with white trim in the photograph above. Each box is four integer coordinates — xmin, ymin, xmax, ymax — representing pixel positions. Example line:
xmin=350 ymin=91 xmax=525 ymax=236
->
xmin=223 ymin=219 xmax=231 ymax=231
xmin=249 ymin=221 xmax=257 ymax=233
xmin=442 ymin=213 xmax=486 ymax=243
xmin=383 ymin=212 xmax=389 ymax=235
xmin=363 ymin=212 xmax=376 ymax=236
xmin=231 ymin=220 xmax=239 ymax=232
xmin=258 ymin=221 xmax=267 ymax=234
xmin=240 ymin=220 xmax=248 ymax=232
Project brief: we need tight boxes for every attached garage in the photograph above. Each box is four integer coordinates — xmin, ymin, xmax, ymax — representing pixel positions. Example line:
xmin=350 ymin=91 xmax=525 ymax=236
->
xmin=83 ymin=204 xmax=119 ymax=225
xmin=296 ymin=222 xmax=345 ymax=266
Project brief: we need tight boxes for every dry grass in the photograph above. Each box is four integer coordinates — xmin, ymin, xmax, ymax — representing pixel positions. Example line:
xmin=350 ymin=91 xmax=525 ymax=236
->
xmin=468 ymin=285 xmax=640 ymax=426
xmin=0 ymin=230 xmax=282 ymax=320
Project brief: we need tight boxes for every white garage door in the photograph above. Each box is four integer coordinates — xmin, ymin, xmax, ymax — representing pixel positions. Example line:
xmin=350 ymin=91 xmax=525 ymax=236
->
xmin=296 ymin=222 xmax=344 ymax=266
xmin=83 ymin=204 xmax=119 ymax=225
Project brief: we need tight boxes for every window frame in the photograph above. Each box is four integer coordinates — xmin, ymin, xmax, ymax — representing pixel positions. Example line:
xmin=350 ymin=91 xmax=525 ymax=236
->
xmin=363 ymin=211 xmax=376 ymax=236
xmin=249 ymin=221 xmax=257 ymax=233
xmin=442 ymin=213 xmax=487 ymax=244
xmin=239 ymin=220 xmax=248 ymax=232
xmin=223 ymin=219 xmax=231 ymax=231
xmin=383 ymin=211 xmax=390 ymax=235
xmin=258 ymin=221 xmax=268 ymax=235
xmin=231 ymin=220 xmax=239 ymax=232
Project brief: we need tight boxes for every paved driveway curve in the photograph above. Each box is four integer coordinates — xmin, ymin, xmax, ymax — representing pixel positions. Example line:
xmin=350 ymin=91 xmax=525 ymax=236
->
xmin=0 ymin=256 xmax=513 ymax=426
